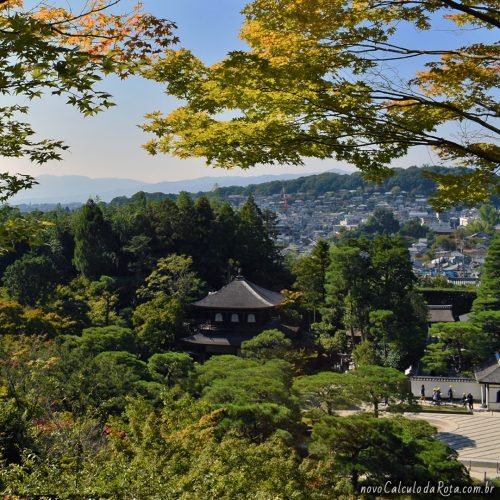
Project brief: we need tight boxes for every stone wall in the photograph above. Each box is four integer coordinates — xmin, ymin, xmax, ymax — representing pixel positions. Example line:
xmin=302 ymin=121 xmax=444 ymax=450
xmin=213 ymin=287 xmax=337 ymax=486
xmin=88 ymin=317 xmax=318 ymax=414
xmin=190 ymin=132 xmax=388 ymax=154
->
xmin=411 ymin=376 xmax=481 ymax=402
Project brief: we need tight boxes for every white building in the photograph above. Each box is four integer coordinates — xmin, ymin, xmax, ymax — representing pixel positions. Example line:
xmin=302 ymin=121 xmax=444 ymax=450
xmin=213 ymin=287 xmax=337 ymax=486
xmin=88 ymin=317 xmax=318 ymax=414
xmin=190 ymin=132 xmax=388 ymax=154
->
xmin=474 ymin=353 xmax=500 ymax=411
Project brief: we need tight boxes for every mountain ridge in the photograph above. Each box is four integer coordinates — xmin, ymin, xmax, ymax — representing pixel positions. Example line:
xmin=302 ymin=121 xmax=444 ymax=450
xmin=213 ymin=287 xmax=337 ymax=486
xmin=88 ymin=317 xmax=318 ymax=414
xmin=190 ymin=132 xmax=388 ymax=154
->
xmin=10 ymin=170 xmax=349 ymax=204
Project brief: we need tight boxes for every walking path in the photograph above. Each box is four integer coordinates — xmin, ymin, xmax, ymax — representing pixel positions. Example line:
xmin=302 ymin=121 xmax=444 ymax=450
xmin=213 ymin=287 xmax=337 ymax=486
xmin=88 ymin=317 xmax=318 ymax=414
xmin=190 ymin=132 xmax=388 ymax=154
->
xmin=410 ymin=411 xmax=500 ymax=479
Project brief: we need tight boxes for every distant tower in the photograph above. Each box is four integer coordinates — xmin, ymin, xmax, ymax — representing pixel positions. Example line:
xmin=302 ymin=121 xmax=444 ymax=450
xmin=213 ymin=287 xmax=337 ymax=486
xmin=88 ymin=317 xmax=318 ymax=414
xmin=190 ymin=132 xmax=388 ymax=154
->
xmin=211 ymin=183 xmax=220 ymax=192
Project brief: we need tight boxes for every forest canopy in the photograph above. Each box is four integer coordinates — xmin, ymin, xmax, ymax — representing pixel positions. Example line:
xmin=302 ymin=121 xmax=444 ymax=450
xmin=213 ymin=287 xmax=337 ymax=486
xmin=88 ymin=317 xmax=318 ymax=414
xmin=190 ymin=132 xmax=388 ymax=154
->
xmin=1 ymin=192 xmax=498 ymax=496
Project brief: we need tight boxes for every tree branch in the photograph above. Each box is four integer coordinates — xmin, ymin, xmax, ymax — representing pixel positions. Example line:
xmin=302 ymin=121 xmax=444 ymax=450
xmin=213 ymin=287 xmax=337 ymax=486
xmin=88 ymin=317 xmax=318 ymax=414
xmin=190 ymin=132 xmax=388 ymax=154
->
xmin=439 ymin=0 xmax=500 ymax=29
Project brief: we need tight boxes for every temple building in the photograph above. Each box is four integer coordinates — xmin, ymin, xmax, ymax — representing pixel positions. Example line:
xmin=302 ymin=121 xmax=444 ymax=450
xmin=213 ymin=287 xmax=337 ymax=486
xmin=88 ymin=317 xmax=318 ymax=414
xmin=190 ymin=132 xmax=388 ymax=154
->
xmin=474 ymin=353 xmax=500 ymax=410
xmin=427 ymin=304 xmax=455 ymax=324
xmin=182 ymin=276 xmax=289 ymax=356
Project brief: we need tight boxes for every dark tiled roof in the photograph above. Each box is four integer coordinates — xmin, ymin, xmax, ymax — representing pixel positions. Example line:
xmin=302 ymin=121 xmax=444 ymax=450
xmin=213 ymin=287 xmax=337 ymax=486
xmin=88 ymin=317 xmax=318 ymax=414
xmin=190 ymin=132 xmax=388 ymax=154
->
xmin=182 ymin=332 xmax=255 ymax=346
xmin=474 ymin=353 xmax=500 ymax=384
xmin=427 ymin=305 xmax=455 ymax=323
xmin=192 ymin=276 xmax=284 ymax=310
xmin=182 ymin=322 xmax=299 ymax=347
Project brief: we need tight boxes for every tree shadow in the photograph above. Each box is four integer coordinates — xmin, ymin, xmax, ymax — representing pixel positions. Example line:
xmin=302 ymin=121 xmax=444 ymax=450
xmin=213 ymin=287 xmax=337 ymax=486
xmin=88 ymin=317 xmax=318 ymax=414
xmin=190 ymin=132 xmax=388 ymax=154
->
xmin=436 ymin=432 xmax=476 ymax=450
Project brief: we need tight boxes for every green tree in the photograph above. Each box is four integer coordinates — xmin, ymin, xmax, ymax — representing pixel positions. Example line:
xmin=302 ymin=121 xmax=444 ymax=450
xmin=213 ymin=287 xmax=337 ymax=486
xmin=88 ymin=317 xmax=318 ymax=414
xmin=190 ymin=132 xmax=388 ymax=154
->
xmin=196 ymin=356 xmax=299 ymax=440
xmin=293 ymin=240 xmax=330 ymax=320
xmin=310 ymin=414 xmax=405 ymax=490
xmin=136 ymin=253 xmax=203 ymax=304
xmin=370 ymin=237 xmax=427 ymax=365
xmin=190 ymin=195 xmax=221 ymax=285
xmin=347 ymin=365 xmax=411 ymax=417
xmin=312 ymin=325 xmax=349 ymax=367
xmin=213 ymin=203 xmax=240 ymax=284
xmin=293 ymin=372 xmax=352 ymax=416
xmin=325 ymin=236 xmax=427 ymax=366
xmin=432 ymin=234 xmax=456 ymax=251
xmin=241 ymin=329 xmax=292 ymax=360
xmin=362 ymin=208 xmax=400 ymax=236
xmin=2 ymin=253 xmax=58 ymax=306
xmin=237 ymin=195 xmax=283 ymax=285
xmin=324 ymin=242 xmax=374 ymax=342
xmin=87 ymin=276 xmax=119 ymax=326
xmin=309 ymin=413 xmax=469 ymax=491
xmin=478 ymin=204 xmax=499 ymax=232
xmin=73 ymin=200 xmax=117 ymax=280
xmin=351 ymin=340 xmax=382 ymax=368
xmin=123 ymin=234 xmax=155 ymax=280
xmin=471 ymin=310 xmax=500 ymax=354
xmin=0 ymin=0 xmax=176 ymax=165
xmin=147 ymin=351 xmax=194 ymax=387
xmin=72 ymin=326 xmax=137 ymax=356
xmin=91 ymin=351 xmax=149 ymax=413
xmin=422 ymin=322 xmax=490 ymax=375
xmin=364 ymin=309 xmax=411 ymax=368
xmin=200 ymin=358 xmax=295 ymax=410
xmin=0 ymin=205 xmax=53 ymax=255
xmin=472 ymin=234 xmax=500 ymax=312
xmin=142 ymin=0 xmax=499 ymax=209
xmin=400 ymin=219 xmax=429 ymax=239
xmin=49 ymin=279 xmax=91 ymax=335
xmin=0 ymin=298 xmax=24 ymax=335
xmin=132 ymin=295 xmax=184 ymax=356
xmin=0 ymin=414 xmax=109 ymax=495
xmin=21 ymin=308 xmax=65 ymax=338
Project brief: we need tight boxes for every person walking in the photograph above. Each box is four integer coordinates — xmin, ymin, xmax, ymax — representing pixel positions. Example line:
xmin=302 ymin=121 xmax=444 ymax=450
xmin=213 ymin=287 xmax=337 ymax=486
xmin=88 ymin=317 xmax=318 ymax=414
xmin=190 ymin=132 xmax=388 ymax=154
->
xmin=462 ymin=393 xmax=467 ymax=408
xmin=448 ymin=386 xmax=454 ymax=404
xmin=436 ymin=387 xmax=441 ymax=406
xmin=420 ymin=384 xmax=426 ymax=403
xmin=467 ymin=393 xmax=473 ymax=411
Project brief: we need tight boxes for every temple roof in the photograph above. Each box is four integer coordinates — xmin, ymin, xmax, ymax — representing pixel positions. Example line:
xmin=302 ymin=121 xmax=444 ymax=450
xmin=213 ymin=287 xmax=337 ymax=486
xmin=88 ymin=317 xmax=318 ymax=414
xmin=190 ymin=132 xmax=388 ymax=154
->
xmin=474 ymin=353 xmax=500 ymax=384
xmin=182 ymin=323 xmax=299 ymax=347
xmin=182 ymin=332 xmax=256 ymax=347
xmin=427 ymin=305 xmax=455 ymax=323
xmin=192 ymin=276 xmax=284 ymax=310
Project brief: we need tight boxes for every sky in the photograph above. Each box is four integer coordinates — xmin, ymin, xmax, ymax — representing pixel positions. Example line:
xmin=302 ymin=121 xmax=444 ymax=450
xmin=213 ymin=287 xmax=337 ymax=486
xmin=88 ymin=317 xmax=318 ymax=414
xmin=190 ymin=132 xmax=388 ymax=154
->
xmin=2 ymin=1 xmax=493 ymax=183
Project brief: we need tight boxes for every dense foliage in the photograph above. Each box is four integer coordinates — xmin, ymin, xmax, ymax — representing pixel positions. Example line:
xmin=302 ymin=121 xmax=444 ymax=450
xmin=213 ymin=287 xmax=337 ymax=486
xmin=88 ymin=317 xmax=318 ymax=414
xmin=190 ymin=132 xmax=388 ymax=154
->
xmin=291 ymin=237 xmax=428 ymax=369
xmin=422 ymin=234 xmax=500 ymax=376
xmin=1 ymin=191 xmax=496 ymax=496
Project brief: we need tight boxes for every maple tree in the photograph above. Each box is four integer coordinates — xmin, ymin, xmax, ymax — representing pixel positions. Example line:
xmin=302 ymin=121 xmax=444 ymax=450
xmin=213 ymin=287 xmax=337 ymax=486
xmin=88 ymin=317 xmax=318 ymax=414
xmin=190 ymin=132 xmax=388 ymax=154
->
xmin=142 ymin=0 xmax=499 ymax=210
xmin=0 ymin=0 xmax=176 ymax=170
xmin=0 ymin=1 xmax=176 ymax=249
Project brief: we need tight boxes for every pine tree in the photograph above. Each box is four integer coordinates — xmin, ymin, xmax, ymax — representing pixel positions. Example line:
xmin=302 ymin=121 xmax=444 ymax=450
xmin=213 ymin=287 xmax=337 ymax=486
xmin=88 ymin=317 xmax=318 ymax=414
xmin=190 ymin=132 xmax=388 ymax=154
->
xmin=471 ymin=235 xmax=500 ymax=355
xmin=473 ymin=235 xmax=500 ymax=313
xmin=293 ymin=240 xmax=330 ymax=320
xmin=238 ymin=196 xmax=282 ymax=286
xmin=73 ymin=200 xmax=117 ymax=280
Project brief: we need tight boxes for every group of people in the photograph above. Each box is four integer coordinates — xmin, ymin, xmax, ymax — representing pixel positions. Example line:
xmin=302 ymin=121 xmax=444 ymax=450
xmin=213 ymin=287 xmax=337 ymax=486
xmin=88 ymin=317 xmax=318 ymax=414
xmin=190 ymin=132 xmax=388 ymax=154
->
xmin=462 ymin=392 xmax=474 ymax=411
xmin=420 ymin=385 xmax=474 ymax=411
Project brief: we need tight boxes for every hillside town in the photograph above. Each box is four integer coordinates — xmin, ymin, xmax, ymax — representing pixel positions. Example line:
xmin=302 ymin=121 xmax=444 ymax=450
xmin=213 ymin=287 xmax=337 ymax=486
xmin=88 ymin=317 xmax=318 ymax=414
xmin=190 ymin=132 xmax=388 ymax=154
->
xmin=223 ymin=188 xmax=497 ymax=285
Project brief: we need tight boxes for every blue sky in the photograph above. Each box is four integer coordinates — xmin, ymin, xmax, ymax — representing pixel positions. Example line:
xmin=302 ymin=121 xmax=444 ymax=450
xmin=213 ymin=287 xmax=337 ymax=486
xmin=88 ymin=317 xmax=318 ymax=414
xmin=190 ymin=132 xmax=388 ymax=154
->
xmin=2 ymin=1 xmax=494 ymax=182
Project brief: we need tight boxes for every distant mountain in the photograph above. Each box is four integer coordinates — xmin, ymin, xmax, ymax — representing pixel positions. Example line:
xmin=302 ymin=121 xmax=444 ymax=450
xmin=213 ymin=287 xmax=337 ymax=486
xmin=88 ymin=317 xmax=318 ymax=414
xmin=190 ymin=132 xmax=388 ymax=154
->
xmin=208 ymin=166 xmax=473 ymax=198
xmin=108 ymin=166 xmax=475 ymax=208
xmin=10 ymin=171 xmax=341 ymax=204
